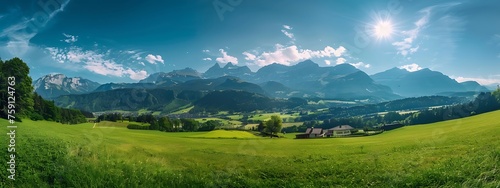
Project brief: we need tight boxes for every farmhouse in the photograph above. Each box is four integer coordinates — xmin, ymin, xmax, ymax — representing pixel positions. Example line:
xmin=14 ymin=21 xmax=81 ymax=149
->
xmin=295 ymin=127 xmax=325 ymax=139
xmin=325 ymin=125 xmax=354 ymax=137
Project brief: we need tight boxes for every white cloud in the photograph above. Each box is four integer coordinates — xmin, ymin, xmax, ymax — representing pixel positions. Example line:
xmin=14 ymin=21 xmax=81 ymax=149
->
xmin=139 ymin=62 xmax=145 ymax=66
xmin=392 ymin=2 xmax=461 ymax=57
xmin=0 ymin=0 xmax=71 ymax=56
xmin=62 ymin=33 xmax=78 ymax=43
xmin=45 ymin=46 xmax=98 ymax=64
xmin=249 ymin=44 xmax=347 ymax=66
xmin=1 ymin=22 xmax=38 ymax=56
xmin=350 ymin=62 xmax=371 ymax=69
xmin=281 ymin=25 xmax=295 ymax=40
xmin=392 ymin=15 xmax=427 ymax=56
xmin=333 ymin=56 xmax=370 ymax=68
xmin=399 ymin=63 xmax=423 ymax=72
xmin=83 ymin=61 xmax=125 ymax=77
xmin=336 ymin=57 xmax=346 ymax=65
xmin=145 ymin=54 xmax=164 ymax=64
xmin=46 ymin=47 xmax=66 ymax=63
xmin=131 ymin=52 xmax=143 ymax=60
xmin=281 ymin=30 xmax=295 ymax=39
xmin=202 ymin=49 xmax=210 ymax=53
xmin=242 ymin=51 xmax=257 ymax=61
xmin=216 ymin=49 xmax=238 ymax=64
xmin=68 ymin=47 xmax=94 ymax=63
xmin=453 ymin=76 xmax=500 ymax=86
xmin=202 ymin=57 xmax=212 ymax=61
xmin=324 ymin=60 xmax=331 ymax=65
xmin=125 ymin=50 xmax=136 ymax=54
xmin=45 ymin=46 xmax=149 ymax=80
xmin=127 ymin=70 xmax=148 ymax=80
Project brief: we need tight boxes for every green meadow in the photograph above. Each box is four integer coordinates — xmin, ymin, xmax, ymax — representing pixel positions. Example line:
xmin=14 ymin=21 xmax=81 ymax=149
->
xmin=248 ymin=113 xmax=299 ymax=122
xmin=194 ymin=117 xmax=242 ymax=127
xmin=189 ymin=130 xmax=258 ymax=139
xmin=1 ymin=110 xmax=499 ymax=187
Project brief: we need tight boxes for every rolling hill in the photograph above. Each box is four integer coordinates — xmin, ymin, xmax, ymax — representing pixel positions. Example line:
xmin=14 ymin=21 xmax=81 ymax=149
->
xmin=55 ymin=88 xmax=178 ymax=112
xmin=93 ymin=83 xmax=157 ymax=92
xmin=2 ymin=110 xmax=498 ymax=187
xmin=191 ymin=90 xmax=307 ymax=113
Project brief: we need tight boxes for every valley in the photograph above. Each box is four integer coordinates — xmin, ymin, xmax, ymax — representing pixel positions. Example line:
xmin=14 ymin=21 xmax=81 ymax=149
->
xmin=35 ymin=60 xmax=490 ymax=119
xmin=31 ymin=60 xmax=498 ymax=138
xmin=1 ymin=1 xmax=499 ymax=187
xmin=15 ymin=58 xmax=496 ymax=187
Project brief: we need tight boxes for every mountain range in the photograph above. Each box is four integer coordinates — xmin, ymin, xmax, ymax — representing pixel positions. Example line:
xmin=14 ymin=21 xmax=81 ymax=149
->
xmin=33 ymin=60 xmax=493 ymax=113
xmin=203 ymin=63 xmax=253 ymax=79
xmin=139 ymin=68 xmax=202 ymax=86
xmin=371 ymin=68 xmax=489 ymax=97
xmin=33 ymin=74 xmax=101 ymax=99
xmin=197 ymin=60 xmax=399 ymax=100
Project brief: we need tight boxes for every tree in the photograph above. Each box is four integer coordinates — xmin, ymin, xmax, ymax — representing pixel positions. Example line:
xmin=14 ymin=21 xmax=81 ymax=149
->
xmin=200 ymin=120 xmax=220 ymax=131
xmin=159 ymin=116 xmax=173 ymax=132
xmin=265 ymin=115 xmax=283 ymax=137
xmin=172 ymin=119 xmax=181 ymax=132
xmin=492 ymin=88 xmax=500 ymax=103
xmin=181 ymin=118 xmax=199 ymax=132
xmin=383 ymin=112 xmax=402 ymax=123
xmin=257 ymin=121 xmax=266 ymax=132
xmin=149 ymin=119 xmax=159 ymax=130
xmin=0 ymin=58 xmax=34 ymax=118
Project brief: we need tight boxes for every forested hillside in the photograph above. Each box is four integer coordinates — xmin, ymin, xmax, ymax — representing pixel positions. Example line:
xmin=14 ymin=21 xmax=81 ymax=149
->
xmin=191 ymin=90 xmax=307 ymax=113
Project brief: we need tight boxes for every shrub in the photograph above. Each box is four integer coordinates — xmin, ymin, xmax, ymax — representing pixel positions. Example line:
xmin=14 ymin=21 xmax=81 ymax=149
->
xmin=127 ymin=124 xmax=150 ymax=130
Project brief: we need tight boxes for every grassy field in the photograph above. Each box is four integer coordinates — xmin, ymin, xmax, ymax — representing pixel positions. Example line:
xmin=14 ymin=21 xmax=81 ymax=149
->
xmin=244 ymin=122 xmax=303 ymax=130
xmin=1 ymin=110 xmax=499 ymax=187
xmin=248 ymin=113 xmax=299 ymax=122
xmin=94 ymin=109 xmax=162 ymax=116
xmin=194 ymin=117 xmax=242 ymax=126
xmin=189 ymin=130 xmax=258 ymax=139
xmin=169 ymin=106 xmax=194 ymax=115
xmin=95 ymin=121 xmax=149 ymax=128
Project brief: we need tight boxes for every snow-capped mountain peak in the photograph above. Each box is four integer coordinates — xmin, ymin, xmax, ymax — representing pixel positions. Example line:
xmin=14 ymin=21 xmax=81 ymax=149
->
xmin=33 ymin=74 xmax=101 ymax=99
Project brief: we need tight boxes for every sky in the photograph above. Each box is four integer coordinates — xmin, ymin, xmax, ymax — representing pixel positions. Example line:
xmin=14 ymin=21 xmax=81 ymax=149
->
xmin=0 ymin=0 xmax=499 ymax=85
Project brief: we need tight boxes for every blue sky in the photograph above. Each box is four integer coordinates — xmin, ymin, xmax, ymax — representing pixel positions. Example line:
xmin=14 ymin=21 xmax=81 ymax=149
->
xmin=0 ymin=0 xmax=499 ymax=85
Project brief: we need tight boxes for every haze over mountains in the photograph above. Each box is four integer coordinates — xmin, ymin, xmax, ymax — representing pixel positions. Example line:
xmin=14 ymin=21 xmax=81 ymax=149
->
xmin=371 ymin=67 xmax=489 ymax=97
xmin=34 ymin=60 xmax=492 ymax=105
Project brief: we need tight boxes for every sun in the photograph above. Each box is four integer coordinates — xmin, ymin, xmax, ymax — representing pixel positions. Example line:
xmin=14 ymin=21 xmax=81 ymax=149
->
xmin=373 ymin=20 xmax=393 ymax=39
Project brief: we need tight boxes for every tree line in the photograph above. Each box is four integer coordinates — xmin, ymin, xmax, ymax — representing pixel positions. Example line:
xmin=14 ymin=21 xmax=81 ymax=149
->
xmin=298 ymin=96 xmax=465 ymax=121
xmin=97 ymin=113 xmax=284 ymax=136
xmin=97 ymin=113 xmax=223 ymax=132
xmin=284 ymin=90 xmax=500 ymax=133
xmin=0 ymin=58 xmax=89 ymax=124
